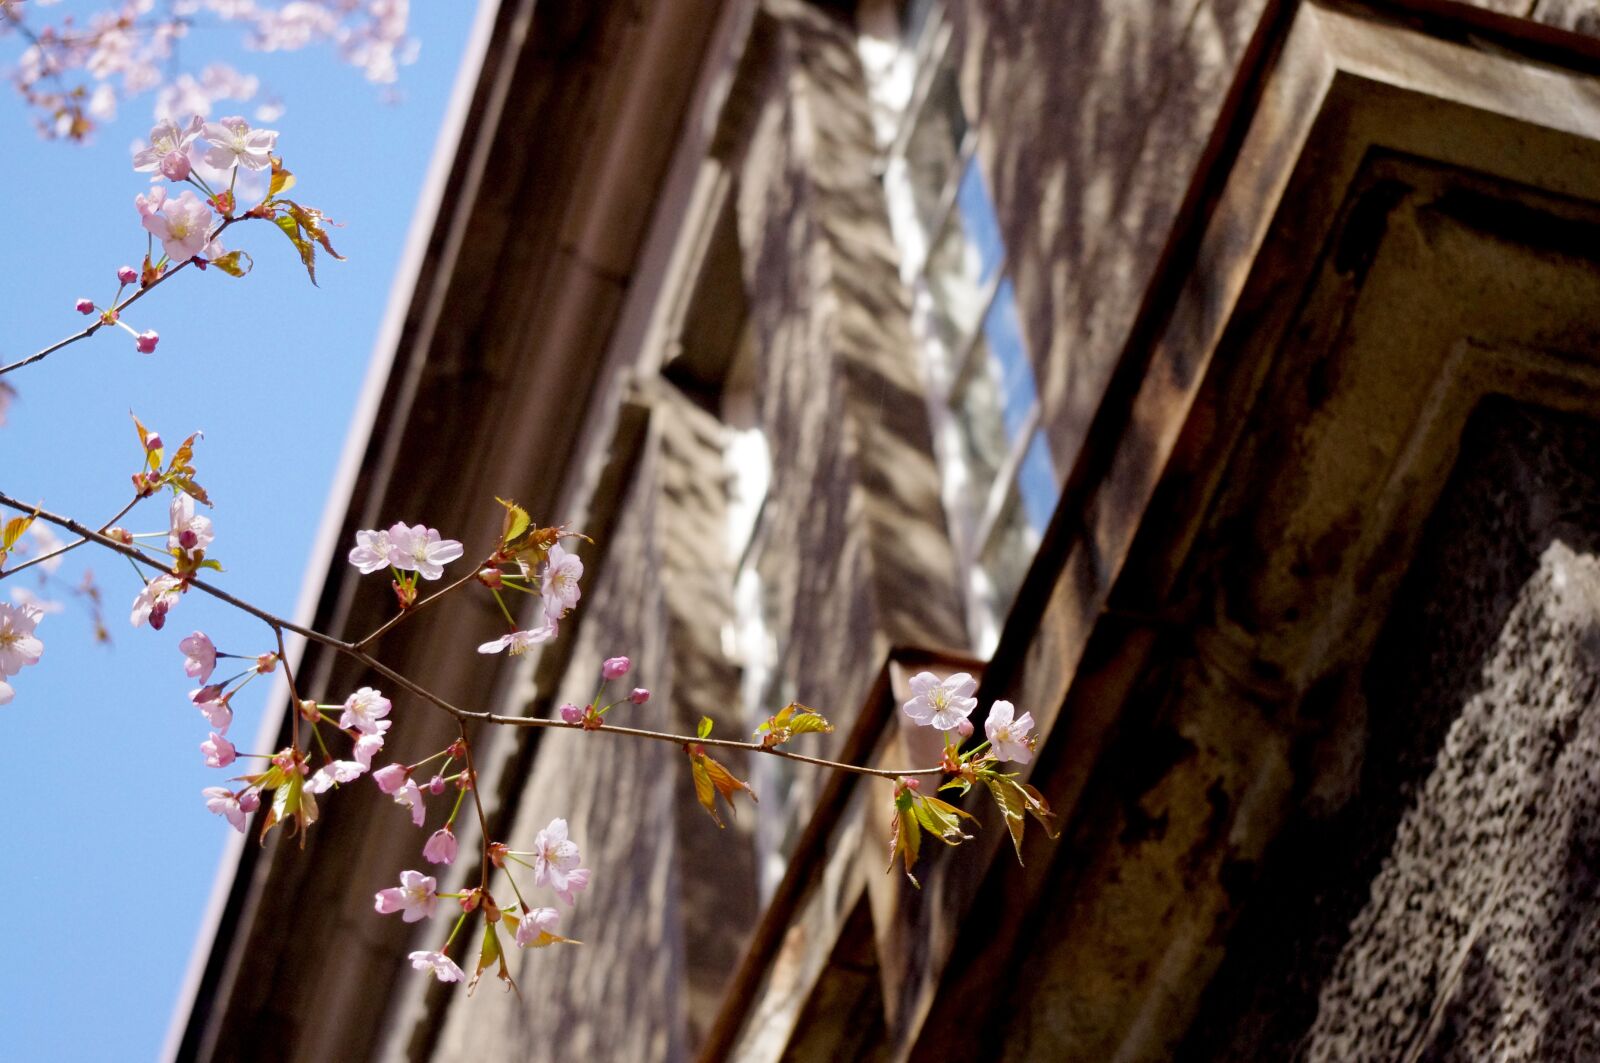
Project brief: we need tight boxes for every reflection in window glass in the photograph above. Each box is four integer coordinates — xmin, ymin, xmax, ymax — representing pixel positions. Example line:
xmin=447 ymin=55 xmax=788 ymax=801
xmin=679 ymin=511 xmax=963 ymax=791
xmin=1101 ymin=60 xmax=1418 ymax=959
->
xmin=951 ymin=350 xmax=1009 ymax=500
xmin=980 ymin=279 xmax=1036 ymax=442
xmin=925 ymin=208 xmax=991 ymax=354
xmin=974 ymin=484 xmax=1041 ymax=650
xmin=954 ymin=160 xmax=1004 ymax=285
xmin=903 ymin=63 xmax=967 ymax=234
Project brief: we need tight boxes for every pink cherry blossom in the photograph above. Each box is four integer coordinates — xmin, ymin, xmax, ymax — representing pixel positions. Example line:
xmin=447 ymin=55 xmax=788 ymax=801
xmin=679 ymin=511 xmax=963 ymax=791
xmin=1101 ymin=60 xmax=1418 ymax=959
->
xmin=541 ymin=542 xmax=583 ymax=621
xmin=338 ymin=686 xmax=391 ymax=734
xmin=901 ymin=671 xmax=978 ymax=732
xmin=191 ymin=688 xmax=233 ymax=734
xmin=141 ymin=189 xmax=215 ymax=264
xmin=117 ymin=265 xmax=138 ymax=285
xmin=132 ymin=116 xmax=203 ymax=173
xmin=372 ymin=763 xmax=409 ymax=794
xmin=239 ymin=790 xmax=261 ymax=814
xmin=422 ymin=827 xmax=457 ymax=865
xmin=168 ymin=495 xmax=214 ymax=559
xmin=308 ymin=759 xmax=367 ymax=793
xmin=135 ymin=186 xmax=167 ymax=221
xmin=553 ymin=866 xmax=590 ymax=907
xmin=353 ymin=731 xmax=387 ymax=770
xmin=75 ymin=298 xmax=94 ymax=315
xmin=559 ymin=703 xmax=583 ymax=725
xmin=131 ymin=575 xmax=184 ymax=629
xmin=955 ymin=717 xmax=974 ymax=739
xmin=386 ymin=523 xmax=464 ymax=581
xmin=476 ymin=624 xmax=556 ymax=656
xmin=346 ymin=528 xmax=392 ymax=573
xmin=601 ymin=656 xmax=630 ymax=680
xmin=136 ymin=331 xmax=160 ymax=355
xmin=0 ymin=603 xmax=44 ymax=677
xmin=408 ymin=950 xmax=464 ymax=983
xmin=202 ymin=115 xmax=278 ymax=171
xmin=179 ymin=631 xmax=217 ymax=682
xmin=200 ymin=731 xmax=236 ymax=768
xmin=374 ymin=869 xmax=438 ymax=923
xmin=515 ymin=907 xmax=561 ymax=948
xmin=532 ymin=818 xmax=585 ymax=900
xmin=203 ymin=787 xmax=248 ymax=832
xmin=393 ymin=778 xmax=426 ymax=827
xmin=983 ymin=700 xmax=1035 ymax=764
xmin=629 ymin=687 xmax=650 ymax=705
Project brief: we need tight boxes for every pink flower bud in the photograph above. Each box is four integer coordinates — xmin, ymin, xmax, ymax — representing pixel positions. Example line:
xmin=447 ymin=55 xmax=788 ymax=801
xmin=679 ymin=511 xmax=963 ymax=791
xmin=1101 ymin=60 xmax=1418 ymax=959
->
xmin=955 ymin=717 xmax=974 ymax=739
xmin=629 ymin=687 xmax=650 ymax=705
xmin=75 ymin=298 xmax=94 ymax=314
xmin=373 ymin=763 xmax=410 ymax=794
xmin=602 ymin=656 xmax=630 ymax=680
xmin=422 ymin=827 xmax=458 ymax=866
xmin=255 ymin=653 xmax=277 ymax=674
xmin=144 ymin=433 xmax=163 ymax=452
xmin=238 ymin=790 xmax=261 ymax=814
xmin=117 ymin=264 xmax=138 ymax=285
xmin=559 ymin=703 xmax=583 ymax=725
xmin=428 ymin=774 xmax=446 ymax=796
xmin=159 ymin=150 xmax=192 ymax=182
xmin=135 ymin=330 xmax=159 ymax=354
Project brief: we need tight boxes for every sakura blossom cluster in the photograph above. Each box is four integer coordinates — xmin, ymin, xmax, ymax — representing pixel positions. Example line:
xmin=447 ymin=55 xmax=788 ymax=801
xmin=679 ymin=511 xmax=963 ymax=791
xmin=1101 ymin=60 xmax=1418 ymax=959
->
xmin=900 ymin=670 xmax=1036 ymax=764
xmin=4 ymin=0 xmax=415 ymax=141
xmin=376 ymin=816 xmax=590 ymax=988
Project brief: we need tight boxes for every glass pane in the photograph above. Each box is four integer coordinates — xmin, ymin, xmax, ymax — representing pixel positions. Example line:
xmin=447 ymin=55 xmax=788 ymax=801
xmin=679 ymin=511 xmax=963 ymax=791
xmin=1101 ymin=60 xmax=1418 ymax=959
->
xmin=923 ymin=158 xmax=1004 ymax=353
xmin=974 ymin=483 xmax=1042 ymax=632
xmin=951 ymin=351 xmax=1010 ymax=505
xmin=902 ymin=62 xmax=966 ymax=234
xmin=980 ymin=278 xmax=1036 ymax=441
xmin=1017 ymin=430 xmax=1060 ymax=533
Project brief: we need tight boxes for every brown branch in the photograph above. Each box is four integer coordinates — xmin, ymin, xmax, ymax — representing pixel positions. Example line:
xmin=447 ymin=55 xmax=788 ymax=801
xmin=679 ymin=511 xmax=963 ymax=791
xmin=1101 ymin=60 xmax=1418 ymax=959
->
xmin=0 ymin=215 xmax=248 ymax=379
xmin=0 ymin=494 xmax=141 ymax=580
xmin=0 ymin=492 xmax=947 ymax=781
xmin=355 ymin=567 xmax=481 ymax=649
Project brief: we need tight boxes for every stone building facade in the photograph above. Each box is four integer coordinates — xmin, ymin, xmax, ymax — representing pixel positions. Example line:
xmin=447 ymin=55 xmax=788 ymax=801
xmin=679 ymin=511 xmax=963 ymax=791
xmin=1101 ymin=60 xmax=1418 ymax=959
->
xmin=175 ymin=1 xmax=1600 ymax=1060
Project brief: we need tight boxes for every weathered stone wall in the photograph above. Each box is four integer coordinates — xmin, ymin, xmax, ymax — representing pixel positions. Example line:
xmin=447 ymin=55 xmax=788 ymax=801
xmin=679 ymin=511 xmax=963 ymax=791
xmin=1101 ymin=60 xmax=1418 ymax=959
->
xmin=946 ymin=0 xmax=1271 ymax=473
xmin=421 ymin=387 xmax=754 ymax=1063
xmin=733 ymin=0 xmax=966 ymax=839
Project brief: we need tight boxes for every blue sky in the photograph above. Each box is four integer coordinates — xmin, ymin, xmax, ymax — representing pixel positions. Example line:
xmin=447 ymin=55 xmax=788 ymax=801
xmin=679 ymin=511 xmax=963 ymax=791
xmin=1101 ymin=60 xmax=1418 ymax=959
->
xmin=0 ymin=4 xmax=477 ymax=1057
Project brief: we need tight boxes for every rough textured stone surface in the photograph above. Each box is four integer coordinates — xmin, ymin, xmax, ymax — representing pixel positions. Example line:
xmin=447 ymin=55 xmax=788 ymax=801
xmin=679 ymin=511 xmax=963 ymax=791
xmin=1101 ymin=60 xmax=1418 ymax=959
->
xmin=1180 ymin=402 xmax=1600 ymax=1060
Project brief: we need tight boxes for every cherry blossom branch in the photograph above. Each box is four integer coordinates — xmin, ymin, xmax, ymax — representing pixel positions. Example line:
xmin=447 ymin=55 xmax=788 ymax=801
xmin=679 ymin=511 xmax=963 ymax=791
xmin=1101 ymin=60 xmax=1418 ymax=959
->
xmin=0 ymin=494 xmax=140 ymax=579
xmin=0 ymin=492 xmax=948 ymax=779
xmin=456 ymin=723 xmax=493 ymax=890
xmin=0 ymin=214 xmax=247 ymax=378
xmin=355 ymin=567 xmax=481 ymax=650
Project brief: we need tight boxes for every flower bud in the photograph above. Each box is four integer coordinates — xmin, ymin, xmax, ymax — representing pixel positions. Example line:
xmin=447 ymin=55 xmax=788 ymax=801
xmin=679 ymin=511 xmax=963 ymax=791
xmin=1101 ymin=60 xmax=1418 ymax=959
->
xmin=238 ymin=790 xmax=261 ymax=814
xmin=559 ymin=703 xmax=583 ymax=725
xmin=428 ymin=774 xmax=446 ymax=796
xmin=143 ymin=433 xmax=163 ymax=452
xmin=298 ymin=698 xmax=319 ymax=723
xmin=135 ymin=330 xmax=159 ymax=354
xmin=117 ymin=265 xmax=138 ymax=285
xmin=159 ymin=150 xmax=191 ymax=181
xmin=75 ymin=298 xmax=94 ymax=314
xmin=476 ymin=566 xmax=503 ymax=589
xmin=629 ymin=687 xmax=650 ymax=705
xmin=107 ymin=527 xmax=134 ymax=545
xmin=955 ymin=717 xmax=974 ymax=739
xmin=601 ymin=656 xmax=630 ymax=680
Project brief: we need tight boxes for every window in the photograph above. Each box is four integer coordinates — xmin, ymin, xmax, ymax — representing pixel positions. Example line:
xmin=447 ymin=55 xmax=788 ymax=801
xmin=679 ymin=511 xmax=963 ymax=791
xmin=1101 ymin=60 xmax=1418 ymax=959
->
xmin=860 ymin=1 xmax=1061 ymax=655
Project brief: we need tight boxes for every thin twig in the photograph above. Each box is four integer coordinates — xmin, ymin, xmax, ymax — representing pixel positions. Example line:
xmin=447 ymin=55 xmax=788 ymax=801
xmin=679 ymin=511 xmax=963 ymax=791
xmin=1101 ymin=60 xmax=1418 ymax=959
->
xmin=0 ymin=491 xmax=946 ymax=781
xmin=356 ymin=567 xmax=481 ymax=649
xmin=0 ymin=494 xmax=141 ymax=580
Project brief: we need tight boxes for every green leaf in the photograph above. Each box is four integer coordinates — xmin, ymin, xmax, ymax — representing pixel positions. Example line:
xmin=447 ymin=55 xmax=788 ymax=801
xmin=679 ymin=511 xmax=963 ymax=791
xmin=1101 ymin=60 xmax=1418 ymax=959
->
xmin=2 ymin=512 xmax=35 ymax=553
xmin=983 ymin=776 xmax=1058 ymax=865
xmin=887 ymin=797 xmax=923 ymax=888
xmin=686 ymin=748 xmax=755 ymax=828
xmin=209 ymin=250 xmax=253 ymax=278
xmin=754 ymin=702 xmax=834 ymax=747
xmin=269 ymin=156 xmax=295 ymax=198
xmin=467 ymin=919 xmax=516 ymax=997
xmin=697 ymin=716 xmax=714 ymax=740
xmin=496 ymin=497 xmax=530 ymax=549
xmin=272 ymin=212 xmax=318 ymax=286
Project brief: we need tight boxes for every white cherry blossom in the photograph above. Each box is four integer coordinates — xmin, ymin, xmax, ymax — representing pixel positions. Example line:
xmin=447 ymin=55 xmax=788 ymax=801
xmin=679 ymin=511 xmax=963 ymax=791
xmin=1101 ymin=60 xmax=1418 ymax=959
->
xmin=386 ymin=522 xmax=463 ymax=581
xmin=983 ymin=700 xmax=1036 ymax=765
xmin=901 ymin=671 xmax=978 ymax=732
